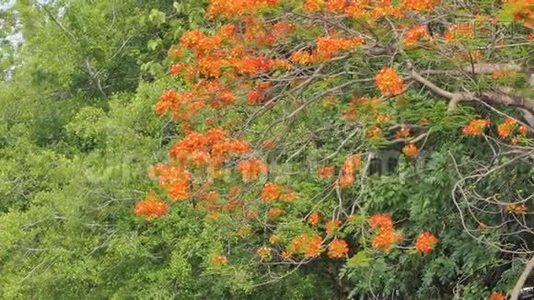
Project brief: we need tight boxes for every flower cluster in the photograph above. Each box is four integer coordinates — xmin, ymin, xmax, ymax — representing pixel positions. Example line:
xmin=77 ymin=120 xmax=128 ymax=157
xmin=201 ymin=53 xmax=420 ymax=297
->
xmin=339 ymin=154 xmax=362 ymax=188
xmin=444 ymin=23 xmax=474 ymax=43
xmin=315 ymin=36 xmax=364 ymax=60
xmin=507 ymin=203 xmax=528 ymax=215
xmin=134 ymin=192 xmax=169 ymax=220
xmin=285 ymin=233 xmax=323 ymax=258
xmin=210 ymin=255 xmax=229 ymax=265
xmin=328 ymin=238 xmax=349 ymax=258
xmin=401 ymin=0 xmax=440 ymax=11
xmin=402 ymin=143 xmax=419 ymax=157
xmin=308 ymin=212 xmax=320 ymax=225
xmin=207 ymin=0 xmax=278 ymax=19
xmin=256 ymin=246 xmax=273 ymax=260
xmin=369 ymin=213 xmax=402 ymax=252
xmin=497 ymin=117 xmax=517 ymax=139
xmin=375 ymin=67 xmax=404 ymax=96
xmin=489 ymin=291 xmax=506 ymax=300
xmin=462 ymin=119 xmax=490 ymax=136
xmin=317 ymin=165 xmax=335 ymax=179
xmin=237 ymin=159 xmax=268 ymax=181
xmin=414 ymin=230 xmax=438 ymax=254
xmin=326 ymin=219 xmax=342 ymax=235
xmin=403 ymin=25 xmax=431 ymax=46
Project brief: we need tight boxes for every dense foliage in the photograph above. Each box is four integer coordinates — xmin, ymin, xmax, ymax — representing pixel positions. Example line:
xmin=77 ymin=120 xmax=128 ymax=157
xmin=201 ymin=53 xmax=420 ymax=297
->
xmin=0 ymin=0 xmax=533 ymax=299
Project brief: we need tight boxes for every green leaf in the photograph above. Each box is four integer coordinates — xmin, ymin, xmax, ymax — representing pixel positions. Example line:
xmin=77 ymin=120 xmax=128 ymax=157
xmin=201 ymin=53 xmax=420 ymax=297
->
xmin=347 ymin=251 xmax=371 ymax=268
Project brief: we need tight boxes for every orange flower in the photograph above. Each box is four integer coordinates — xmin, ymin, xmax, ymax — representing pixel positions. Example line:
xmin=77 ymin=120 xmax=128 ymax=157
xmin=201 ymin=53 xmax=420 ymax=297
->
xmin=210 ymin=255 xmax=228 ymax=265
xmin=403 ymin=25 xmax=431 ymax=46
xmin=237 ymin=159 xmax=268 ymax=182
xmin=207 ymin=0 xmax=278 ymax=18
xmin=134 ymin=193 xmax=169 ymax=220
xmin=402 ymin=143 xmax=419 ymax=157
xmin=369 ymin=213 xmax=394 ymax=231
xmin=269 ymin=234 xmax=280 ymax=244
xmin=401 ymin=0 xmax=439 ymax=11
xmin=290 ymin=50 xmax=313 ymax=64
xmin=261 ymin=182 xmax=281 ymax=202
xmin=372 ymin=229 xmax=403 ymax=252
xmin=489 ymin=291 xmax=506 ymax=300
xmin=247 ymin=89 xmax=265 ymax=104
xmin=245 ymin=210 xmax=258 ymax=219
xmin=328 ymin=238 xmax=349 ymax=258
xmin=304 ymin=0 xmax=323 ymax=12
xmin=367 ymin=127 xmax=383 ymax=138
xmin=315 ymin=36 xmax=363 ymax=60
xmin=518 ymin=125 xmax=528 ymax=135
xmin=326 ymin=219 xmax=342 ymax=235
xmin=308 ymin=212 xmax=320 ymax=226
xmin=444 ymin=23 xmax=474 ymax=43
xmin=395 ymin=127 xmax=411 ymax=139
xmin=237 ymin=225 xmax=252 ymax=237
xmin=325 ymin=0 xmax=345 ymax=12
xmin=415 ymin=230 xmax=438 ymax=254
xmin=338 ymin=174 xmax=355 ymax=187
xmin=462 ymin=119 xmax=490 ymax=136
xmin=497 ymin=117 xmax=517 ymax=139
xmin=267 ymin=207 xmax=285 ymax=219
xmin=506 ymin=203 xmax=528 ymax=215
xmin=318 ymin=166 xmax=335 ymax=178
xmin=375 ymin=67 xmax=404 ymax=96
xmin=256 ymin=246 xmax=272 ymax=260
xmin=304 ymin=234 xmax=323 ymax=258
xmin=286 ymin=233 xmax=323 ymax=258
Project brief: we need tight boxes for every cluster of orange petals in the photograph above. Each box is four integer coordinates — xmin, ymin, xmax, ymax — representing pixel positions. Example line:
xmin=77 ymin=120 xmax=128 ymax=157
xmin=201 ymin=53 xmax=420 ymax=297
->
xmin=261 ymin=182 xmax=281 ymax=202
xmin=308 ymin=212 xmax=321 ymax=225
xmin=302 ymin=0 xmax=440 ymax=24
xmin=505 ymin=0 xmax=534 ymax=27
xmin=317 ymin=165 xmax=335 ymax=179
xmin=207 ymin=0 xmax=278 ymax=19
xmin=402 ymin=143 xmax=419 ymax=157
xmin=462 ymin=119 xmax=490 ymax=136
xmin=497 ymin=117 xmax=517 ymax=139
xmin=134 ymin=192 xmax=169 ymax=220
xmin=369 ymin=213 xmax=403 ymax=252
xmin=169 ymin=129 xmax=250 ymax=166
xmin=395 ymin=127 xmax=411 ymax=139
xmin=315 ymin=36 xmax=364 ymax=60
xmin=401 ymin=0 xmax=440 ymax=11
xmin=506 ymin=203 xmax=528 ymax=215
xmin=492 ymin=69 xmax=516 ymax=79
xmin=415 ymin=230 xmax=439 ymax=254
xmin=155 ymin=82 xmax=238 ymax=121
xmin=260 ymin=182 xmax=293 ymax=202
xmin=267 ymin=207 xmax=285 ymax=219
xmin=367 ymin=126 xmax=383 ymax=138
xmin=237 ymin=159 xmax=268 ymax=181
xmin=489 ymin=291 xmax=506 ymax=300
xmin=328 ymin=238 xmax=349 ymax=258
xmin=326 ymin=219 xmax=342 ymax=235
xmin=444 ymin=23 xmax=474 ymax=43
xmin=339 ymin=154 xmax=362 ymax=188
xmin=256 ymin=246 xmax=273 ymax=259
xmin=375 ymin=67 xmax=404 ymax=96
xmin=285 ymin=233 xmax=323 ymax=258
xmin=369 ymin=213 xmax=394 ymax=231
xmin=211 ymin=255 xmax=229 ymax=265
xmin=403 ymin=25 xmax=431 ymax=46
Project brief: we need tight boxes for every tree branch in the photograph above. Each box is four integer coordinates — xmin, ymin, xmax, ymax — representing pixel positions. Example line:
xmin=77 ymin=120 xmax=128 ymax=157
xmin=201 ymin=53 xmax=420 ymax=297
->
xmin=510 ymin=255 xmax=534 ymax=300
